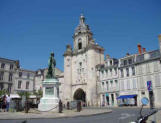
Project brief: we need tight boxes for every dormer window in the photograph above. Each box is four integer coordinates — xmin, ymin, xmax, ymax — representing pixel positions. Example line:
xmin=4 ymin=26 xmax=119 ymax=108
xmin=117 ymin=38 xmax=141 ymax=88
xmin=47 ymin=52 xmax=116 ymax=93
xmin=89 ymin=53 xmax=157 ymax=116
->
xmin=110 ymin=60 xmax=112 ymax=65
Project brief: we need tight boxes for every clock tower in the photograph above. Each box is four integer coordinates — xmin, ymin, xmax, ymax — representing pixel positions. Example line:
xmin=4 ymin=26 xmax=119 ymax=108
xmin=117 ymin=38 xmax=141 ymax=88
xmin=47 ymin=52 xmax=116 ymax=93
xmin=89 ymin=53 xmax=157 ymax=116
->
xmin=63 ymin=14 xmax=104 ymax=106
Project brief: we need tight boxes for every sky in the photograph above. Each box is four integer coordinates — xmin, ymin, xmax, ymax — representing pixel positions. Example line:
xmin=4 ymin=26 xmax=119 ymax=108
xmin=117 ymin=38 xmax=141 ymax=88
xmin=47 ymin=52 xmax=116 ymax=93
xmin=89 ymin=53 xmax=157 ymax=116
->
xmin=0 ymin=0 xmax=161 ymax=71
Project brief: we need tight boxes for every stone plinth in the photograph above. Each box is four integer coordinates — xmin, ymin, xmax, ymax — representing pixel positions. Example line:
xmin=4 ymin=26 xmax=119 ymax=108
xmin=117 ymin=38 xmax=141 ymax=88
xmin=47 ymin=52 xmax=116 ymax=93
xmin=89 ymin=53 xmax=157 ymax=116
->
xmin=38 ymin=78 xmax=61 ymax=112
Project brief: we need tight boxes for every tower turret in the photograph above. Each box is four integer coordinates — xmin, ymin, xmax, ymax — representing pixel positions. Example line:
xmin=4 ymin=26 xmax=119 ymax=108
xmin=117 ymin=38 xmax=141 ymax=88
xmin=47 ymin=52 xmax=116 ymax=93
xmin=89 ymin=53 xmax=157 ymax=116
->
xmin=73 ymin=14 xmax=94 ymax=52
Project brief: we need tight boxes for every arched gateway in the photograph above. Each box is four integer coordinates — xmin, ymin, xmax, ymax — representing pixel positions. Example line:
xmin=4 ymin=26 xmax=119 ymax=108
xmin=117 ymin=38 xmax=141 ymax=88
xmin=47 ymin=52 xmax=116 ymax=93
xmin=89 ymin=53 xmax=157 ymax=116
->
xmin=73 ymin=88 xmax=86 ymax=102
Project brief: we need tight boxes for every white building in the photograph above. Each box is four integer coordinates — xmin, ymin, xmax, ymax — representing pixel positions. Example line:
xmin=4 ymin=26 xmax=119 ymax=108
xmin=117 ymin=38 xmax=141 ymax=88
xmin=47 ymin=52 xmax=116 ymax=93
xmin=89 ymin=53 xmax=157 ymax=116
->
xmin=96 ymin=55 xmax=119 ymax=107
xmin=34 ymin=68 xmax=63 ymax=92
xmin=97 ymin=35 xmax=161 ymax=107
xmin=0 ymin=57 xmax=19 ymax=93
xmin=63 ymin=14 xmax=104 ymax=106
xmin=15 ymin=68 xmax=35 ymax=93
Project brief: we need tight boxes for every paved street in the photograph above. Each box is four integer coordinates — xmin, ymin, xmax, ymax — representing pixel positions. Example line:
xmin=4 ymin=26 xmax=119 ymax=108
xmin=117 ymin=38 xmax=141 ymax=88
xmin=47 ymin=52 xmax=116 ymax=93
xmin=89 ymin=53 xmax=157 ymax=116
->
xmin=0 ymin=107 xmax=155 ymax=123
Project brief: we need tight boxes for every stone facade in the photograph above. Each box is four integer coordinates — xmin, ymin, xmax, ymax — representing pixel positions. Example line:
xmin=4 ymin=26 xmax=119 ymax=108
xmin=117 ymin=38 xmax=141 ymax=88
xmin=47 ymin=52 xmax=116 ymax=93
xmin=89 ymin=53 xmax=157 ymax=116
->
xmin=14 ymin=68 xmax=35 ymax=93
xmin=97 ymin=36 xmax=161 ymax=107
xmin=0 ymin=57 xmax=19 ymax=93
xmin=63 ymin=14 xmax=104 ymax=106
xmin=34 ymin=68 xmax=63 ymax=92
xmin=96 ymin=56 xmax=119 ymax=107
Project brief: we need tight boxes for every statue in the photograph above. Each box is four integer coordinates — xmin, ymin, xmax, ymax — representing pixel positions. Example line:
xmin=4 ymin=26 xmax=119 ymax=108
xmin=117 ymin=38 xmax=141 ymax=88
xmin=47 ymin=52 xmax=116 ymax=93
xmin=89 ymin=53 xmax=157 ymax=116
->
xmin=46 ymin=52 xmax=56 ymax=78
xmin=38 ymin=52 xmax=60 ymax=112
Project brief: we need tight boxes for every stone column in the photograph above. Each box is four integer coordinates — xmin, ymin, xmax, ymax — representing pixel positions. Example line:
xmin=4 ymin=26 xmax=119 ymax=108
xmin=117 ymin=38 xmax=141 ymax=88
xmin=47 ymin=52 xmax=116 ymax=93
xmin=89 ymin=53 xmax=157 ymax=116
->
xmin=54 ymin=86 xmax=57 ymax=97
xmin=114 ymin=93 xmax=117 ymax=106
xmin=43 ymin=86 xmax=45 ymax=97
xmin=109 ymin=94 xmax=112 ymax=106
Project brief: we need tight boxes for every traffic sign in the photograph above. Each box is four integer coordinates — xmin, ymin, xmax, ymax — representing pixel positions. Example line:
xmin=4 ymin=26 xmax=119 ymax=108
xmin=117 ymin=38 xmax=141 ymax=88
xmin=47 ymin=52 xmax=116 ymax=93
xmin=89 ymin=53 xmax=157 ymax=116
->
xmin=147 ymin=81 xmax=152 ymax=91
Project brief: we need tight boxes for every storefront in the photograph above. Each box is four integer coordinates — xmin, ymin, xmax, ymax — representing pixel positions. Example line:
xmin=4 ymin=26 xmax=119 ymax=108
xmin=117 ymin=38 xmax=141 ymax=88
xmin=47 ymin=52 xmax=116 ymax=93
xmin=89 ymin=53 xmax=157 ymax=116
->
xmin=117 ymin=94 xmax=137 ymax=106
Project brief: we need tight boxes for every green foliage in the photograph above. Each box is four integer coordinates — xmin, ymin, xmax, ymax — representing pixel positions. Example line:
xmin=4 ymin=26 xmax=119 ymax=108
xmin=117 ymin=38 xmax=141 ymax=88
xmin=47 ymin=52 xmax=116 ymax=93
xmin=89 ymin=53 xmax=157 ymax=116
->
xmin=17 ymin=91 xmax=31 ymax=99
xmin=33 ymin=89 xmax=43 ymax=98
xmin=0 ymin=89 xmax=9 ymax=97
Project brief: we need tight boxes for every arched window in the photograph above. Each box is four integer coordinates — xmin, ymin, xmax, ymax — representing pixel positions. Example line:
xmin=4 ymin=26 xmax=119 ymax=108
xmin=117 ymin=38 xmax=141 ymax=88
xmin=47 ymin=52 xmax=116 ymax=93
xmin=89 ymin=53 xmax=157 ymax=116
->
xmin=78 ymin=38 xmax=82 ymax=50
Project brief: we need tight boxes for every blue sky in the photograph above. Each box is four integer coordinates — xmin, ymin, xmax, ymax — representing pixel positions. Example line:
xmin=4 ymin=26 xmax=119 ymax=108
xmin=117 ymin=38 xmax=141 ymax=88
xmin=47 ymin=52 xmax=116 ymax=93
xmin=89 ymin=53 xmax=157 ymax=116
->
xmin=0 ymin=0 xmax=161 ymax=71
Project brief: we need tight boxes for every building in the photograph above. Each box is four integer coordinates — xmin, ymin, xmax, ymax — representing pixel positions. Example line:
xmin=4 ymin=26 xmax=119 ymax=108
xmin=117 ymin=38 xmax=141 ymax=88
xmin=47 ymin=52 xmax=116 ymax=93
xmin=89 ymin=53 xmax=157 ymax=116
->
xmin=34 ymin=68 xmax=63 ymax=92
xmin=97 ymin=35 xmax=161 ymax=107
xmin=96 ymin=55 xmax=119 ymax=107
xmin=14 ymin=68 xmax=35 ymax=93
xmin=63 ymin=14 xmax=104 ymax=106
xmin=0 ymin=57 xmax=19 ymax=93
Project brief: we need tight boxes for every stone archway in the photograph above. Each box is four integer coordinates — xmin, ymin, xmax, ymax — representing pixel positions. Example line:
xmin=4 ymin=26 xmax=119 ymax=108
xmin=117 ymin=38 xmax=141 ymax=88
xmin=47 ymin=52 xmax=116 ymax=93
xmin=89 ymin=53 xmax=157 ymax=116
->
xmin=73 ymin=88 xmax=86 ymax=102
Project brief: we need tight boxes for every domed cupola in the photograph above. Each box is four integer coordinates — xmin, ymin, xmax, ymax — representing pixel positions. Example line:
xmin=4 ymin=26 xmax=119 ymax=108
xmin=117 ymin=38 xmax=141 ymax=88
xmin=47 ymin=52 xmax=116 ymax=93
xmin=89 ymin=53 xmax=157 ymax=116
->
xmin=74 ymin=14 xmax=92 ymax=37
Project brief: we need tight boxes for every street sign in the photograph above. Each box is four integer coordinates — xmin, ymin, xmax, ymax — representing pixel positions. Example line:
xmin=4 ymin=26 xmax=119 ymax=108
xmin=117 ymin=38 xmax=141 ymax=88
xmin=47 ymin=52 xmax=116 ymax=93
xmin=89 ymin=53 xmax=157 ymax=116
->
xmin=147 ymin=81 xmax=152 ymax=91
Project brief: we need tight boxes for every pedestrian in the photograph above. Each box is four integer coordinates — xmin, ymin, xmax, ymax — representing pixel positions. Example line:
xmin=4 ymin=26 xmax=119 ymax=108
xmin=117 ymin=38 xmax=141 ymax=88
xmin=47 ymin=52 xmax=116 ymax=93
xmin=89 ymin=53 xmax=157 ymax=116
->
xmin=6 ymin=94 xmax=11 ymax=112
xmin=2 ymin=95 xmax=6 ymax=112
xmin=0 ymin=97 xmax=2 ymax=112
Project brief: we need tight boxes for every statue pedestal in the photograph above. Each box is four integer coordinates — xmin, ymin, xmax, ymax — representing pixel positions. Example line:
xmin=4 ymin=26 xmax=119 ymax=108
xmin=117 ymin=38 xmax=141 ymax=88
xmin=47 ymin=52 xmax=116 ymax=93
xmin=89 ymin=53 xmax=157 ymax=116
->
xmin=38 ymin=78 xmax=60 ymax=112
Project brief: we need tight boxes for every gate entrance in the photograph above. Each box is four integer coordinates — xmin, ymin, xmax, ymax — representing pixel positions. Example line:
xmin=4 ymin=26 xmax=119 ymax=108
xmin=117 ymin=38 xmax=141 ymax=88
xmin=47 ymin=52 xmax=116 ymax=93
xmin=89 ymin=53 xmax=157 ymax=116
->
xmin=73 ymin=88 xmax=86 ymax=102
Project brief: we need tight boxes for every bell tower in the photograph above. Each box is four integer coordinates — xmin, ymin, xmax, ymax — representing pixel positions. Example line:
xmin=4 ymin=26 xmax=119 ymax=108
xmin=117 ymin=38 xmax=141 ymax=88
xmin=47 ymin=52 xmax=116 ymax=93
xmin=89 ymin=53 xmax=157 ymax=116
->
xmin=63 ymin=14 xmax=104 ymax=106
xmin=73 ymin=14 xmax=94 ymax=52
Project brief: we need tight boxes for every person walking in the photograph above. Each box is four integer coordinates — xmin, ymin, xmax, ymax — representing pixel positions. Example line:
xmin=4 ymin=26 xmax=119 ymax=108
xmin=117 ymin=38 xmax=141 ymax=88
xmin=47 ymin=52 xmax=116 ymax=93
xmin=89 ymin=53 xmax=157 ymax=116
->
xmin=6 ymin=95 xmax=10 ymax=112
xmin=2 ymin=95 xmax=6 ymax=112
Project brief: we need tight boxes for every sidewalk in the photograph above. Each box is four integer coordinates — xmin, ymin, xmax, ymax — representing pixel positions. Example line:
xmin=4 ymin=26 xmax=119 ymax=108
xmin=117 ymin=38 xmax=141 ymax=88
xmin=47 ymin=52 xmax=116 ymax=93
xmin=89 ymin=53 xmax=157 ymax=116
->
xmin=0 ymin=108 xmax=112 ymax=120
xmin=147 ymin=110 xmax=161 ymax=123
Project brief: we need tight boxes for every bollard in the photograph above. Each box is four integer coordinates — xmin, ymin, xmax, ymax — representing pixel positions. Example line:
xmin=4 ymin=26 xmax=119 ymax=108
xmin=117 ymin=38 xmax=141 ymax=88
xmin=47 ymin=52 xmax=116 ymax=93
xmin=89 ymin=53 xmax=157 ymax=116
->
xmin=77 ymin=101 xmax=82 ymax=112
xmin=67 ymin=101 xmax=70 ymax=110
xmin=25 ymin=100 xmax=29 ymax=113
xmin=59 ymin=100 xmax=63 ymax=113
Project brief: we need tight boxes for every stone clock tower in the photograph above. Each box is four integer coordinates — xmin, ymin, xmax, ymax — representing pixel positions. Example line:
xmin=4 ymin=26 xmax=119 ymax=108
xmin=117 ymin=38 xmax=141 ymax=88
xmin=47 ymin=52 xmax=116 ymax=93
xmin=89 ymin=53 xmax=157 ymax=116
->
xmin=63 ymin=14 xmax=104 ymax=106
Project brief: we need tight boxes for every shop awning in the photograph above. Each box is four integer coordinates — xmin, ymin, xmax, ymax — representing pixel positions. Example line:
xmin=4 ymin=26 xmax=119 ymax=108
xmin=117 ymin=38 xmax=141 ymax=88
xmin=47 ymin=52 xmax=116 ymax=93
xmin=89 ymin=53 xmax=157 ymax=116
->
xmin=117 ymin=94 xmax=137 ymax=99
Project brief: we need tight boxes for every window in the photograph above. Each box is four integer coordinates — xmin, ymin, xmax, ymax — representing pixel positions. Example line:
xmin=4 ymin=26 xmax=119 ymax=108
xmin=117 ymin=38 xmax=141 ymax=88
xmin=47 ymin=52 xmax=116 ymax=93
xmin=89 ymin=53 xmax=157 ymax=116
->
xmin=19 ymin=72 xmax=22 ymax=77
xmin=8 ymin=73 xmax=13 ymax=81
xmin=110 ymin=69 xmax=112 ymax=76
xmin=114 ymin=68 xmax=117 ymax=75
xmin=10 ymin=64 xmax=14 ymax=70
xmin=133 ymin=78 xmax=137 ymax=89
xmin=0 ymin=83 xmax=4 ymax=90
xmin=110 ymin=60 xmax=112 ymax=65
xmin=27 ymin=73 xmax=30 ymax=79
xmin=124 ymin=60 xmax=127 ymax=66
xmin=115 ymin=80 xmax=118 ymax=88
xmin=127 ymin=80 xmax=130 ymax=89
xmin=8 ymin=84 xmax=12 ymax=93
xmin=120 ymin=69 xmax=124 ymax=77
xmin=102 ymin=82 xmax=104 ymax=90
xmin=0 ymin=72 xmax=4 ymax=80
xmin=121 ymin=80 xmax=124 ymax=90
xmin=110 ymin=80 xmax=113 ymax=88
xmin=105 ymin=70 xmax=108 ymax=77
xmin=128 ymin=59 xmax=132 ymax=64
xmin=106 ymin=81 xmax=109 ymax=90
xmin=18 ymin=81 xmax=22 ymax=89
xmin=78 ymin=42 xmax=82 ymax=50
xmin=26 ymin=81 xmax=29 ymax=89
xmin=79 ymin=62 xmax=82 ymax=68
xmin=1 ymin=63 xmax=5 ymax=69
xmin=132 ymin=67 xmax=135 ymax=76
xmin=126 ymin=68 xmax=129 ymax=77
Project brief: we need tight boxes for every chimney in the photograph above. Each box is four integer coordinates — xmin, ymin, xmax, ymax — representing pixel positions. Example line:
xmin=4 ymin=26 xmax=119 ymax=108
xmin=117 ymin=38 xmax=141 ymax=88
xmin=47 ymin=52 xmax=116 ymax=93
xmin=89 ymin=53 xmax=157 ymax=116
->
xmin=143 ymin=48 xmax=146 ymax=53
xmin=106 ymin=54 xmax=110 ymax=59
xmin=126 ymin=53 xmax=130 ymax=56
xmin=137 ymin=44 xmax=142 ymax=54
xmin=159 ymin=34 xmax=161 ymax=53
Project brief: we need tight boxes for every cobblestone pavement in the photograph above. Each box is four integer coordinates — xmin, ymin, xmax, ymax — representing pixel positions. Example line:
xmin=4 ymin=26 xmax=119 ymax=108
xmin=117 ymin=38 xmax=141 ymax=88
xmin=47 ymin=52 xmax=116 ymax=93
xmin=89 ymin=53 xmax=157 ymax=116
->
xmin=0 ymin=107 xmax=160 ymax=123
xmin=0 ymin=108 xmax=112 ymax=120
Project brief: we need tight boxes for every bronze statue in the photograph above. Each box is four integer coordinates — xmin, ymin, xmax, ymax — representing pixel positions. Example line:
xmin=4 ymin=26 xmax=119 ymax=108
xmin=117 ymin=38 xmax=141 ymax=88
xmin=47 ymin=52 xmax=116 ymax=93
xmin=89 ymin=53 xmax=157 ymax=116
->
xmin=46 ymin=52 xmax=56 ymax=78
